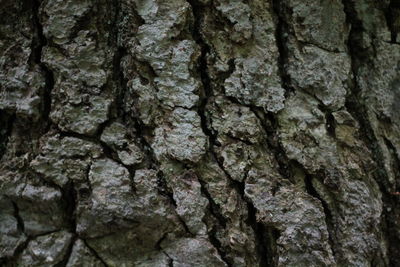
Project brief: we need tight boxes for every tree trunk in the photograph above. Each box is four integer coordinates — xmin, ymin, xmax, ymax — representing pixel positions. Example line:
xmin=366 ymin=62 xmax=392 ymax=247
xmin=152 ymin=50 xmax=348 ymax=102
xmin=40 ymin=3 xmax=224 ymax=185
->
xmin=1 ymin=0 xmax=400 ymax=266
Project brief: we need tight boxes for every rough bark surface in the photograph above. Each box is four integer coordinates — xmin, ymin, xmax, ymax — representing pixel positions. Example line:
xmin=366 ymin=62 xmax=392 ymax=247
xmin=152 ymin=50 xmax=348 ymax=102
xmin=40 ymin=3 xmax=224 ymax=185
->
xmin=1 ymin=0 xmax=400 ymax=266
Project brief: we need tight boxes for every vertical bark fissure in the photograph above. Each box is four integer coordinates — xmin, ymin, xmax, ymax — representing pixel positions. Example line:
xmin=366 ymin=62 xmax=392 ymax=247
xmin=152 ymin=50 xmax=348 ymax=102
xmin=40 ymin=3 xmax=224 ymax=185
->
xmin=11 ymin=200 xmax=25 ymax=234
xmin=55 ymin=235 xmax=77 ymax=267
xmin=111 ymin=3 xmax=196 ymax=240
xmin=112 ymin=2 xmax=155 ymax=171
xmin=342 ymin=1 xmax=400 ymax=265
xmin=216 ymin=157 xmax=273 ymax=267
xmin=199 ymin=171 xmax=233 ymax=265
xmin=186 ymin=0 xmax=213 ymax=141
xmin=252 ymin=109 xmax=292 ymax=180
xmin=109 ymin=2 xmax=144 ymax=191
xmin=186 ymin=1 xmax=279 ymax=265
xmin=62 ymin=182 xmax=77 ymax=234
xmin=342 ymin=1 xmax=385 ymax=180
xmin=185 ymin=1 xmax=234 ymax=265
xmin=270 ymin=0 xmax=339 ymax=262
xmin=31 ymin=0 xmax=54 ymax=127
xmin=303 ymin=174 xmax=337 ymax=260
xmin=198 ymin=180 xmax=227 ymax=229
xmin=386 ymin=0 xmax=400 ymax=43
xmin=240 ymin=181 xmax=276 ymax=267
xmin=113 ymin=47 xmax=128 ymax=121
xmin=250 ymin=109 xmax=294 ymax=266
xmin=109 ymin=3 xmax=204 ymax=244
xmin=207 ymin=227 xmax=231 ymax=266
xmin=197 ymin=178 xmax=232 ymax=265
xmin=271 ymin=0 xmax=295 ymax=97
xmin=383 ymin=137 xmax=400 ymax=191
xmin=0 ymin=111 xmax=15 ymax=160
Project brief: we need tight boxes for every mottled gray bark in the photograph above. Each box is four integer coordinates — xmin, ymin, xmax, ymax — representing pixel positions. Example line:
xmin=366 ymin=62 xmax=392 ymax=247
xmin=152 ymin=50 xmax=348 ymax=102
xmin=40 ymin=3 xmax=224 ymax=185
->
xmin=1 ymin=0 xmax=400 ymax=266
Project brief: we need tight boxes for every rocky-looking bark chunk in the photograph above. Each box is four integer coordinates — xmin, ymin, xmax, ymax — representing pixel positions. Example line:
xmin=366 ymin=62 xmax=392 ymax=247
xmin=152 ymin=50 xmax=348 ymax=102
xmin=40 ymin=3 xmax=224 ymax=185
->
xmin=0 ymin=1 xmax=44 ymax=119
xmin=15 ymin=231 xmax=73 ymax=267
xmin=0 ymin=197 xmax=26 ymax=259
xmin=286 ymin=46 xmax=351 ymax=109
xmin=41 ymin=0 xmax=114 ymax=136
xmin=76 ymin=158 xmax=137 ymax=237
xmin=153 ymin=108 xmax=207 ymax=163
xmin=245 ymin=171 xmax=335 ymax=266
xmin=170 ymin=171 xmax=208 ymax=235
xmin=66 ymin=239 xmax=104 ymax=267
xmin=100 ymin=122 xmax=144 ymax=166
xmin=31 ymin=135 xmax=102 ymax=187
xmin=11 ymin=184 xmax=66 ymax=236
xmin=79 ymin=167 xmax=182 ymax=264
xmin=224 ymin=57 xmax=285 ymax=113
xmin=161 ymin=237 xmax=228 ymax=267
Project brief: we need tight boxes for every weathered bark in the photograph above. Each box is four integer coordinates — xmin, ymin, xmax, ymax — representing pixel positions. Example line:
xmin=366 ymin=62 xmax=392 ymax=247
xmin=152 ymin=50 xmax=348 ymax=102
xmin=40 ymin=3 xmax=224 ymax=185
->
xmin=1 ymin=0 xmax=400 ymax=266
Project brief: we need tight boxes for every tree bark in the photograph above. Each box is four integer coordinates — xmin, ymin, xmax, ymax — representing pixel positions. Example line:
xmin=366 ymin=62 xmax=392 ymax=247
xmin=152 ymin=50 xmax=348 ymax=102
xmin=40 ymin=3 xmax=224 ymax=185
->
xmin=1 ymin=0 xmax=400 ymax=266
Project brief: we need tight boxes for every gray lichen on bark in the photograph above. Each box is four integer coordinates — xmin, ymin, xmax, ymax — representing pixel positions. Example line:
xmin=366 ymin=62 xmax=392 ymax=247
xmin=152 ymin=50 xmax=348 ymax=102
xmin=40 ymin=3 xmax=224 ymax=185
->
xmin=1 ymin=0 xmax=400 ymax=266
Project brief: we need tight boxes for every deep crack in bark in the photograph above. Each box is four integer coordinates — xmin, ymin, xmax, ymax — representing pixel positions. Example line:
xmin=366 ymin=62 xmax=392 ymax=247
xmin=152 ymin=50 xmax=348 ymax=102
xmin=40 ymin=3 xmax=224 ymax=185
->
xmin=11 ymin=200 xmax=25 ymax=234
xmin=62 ymin=182 xmax=77 ymax=234
xmin=31 ymin=0 xmax=54 ymax=129
xmin=0 ymin=111 xmax=15 ymax=160
xmin=271 ymin=0 xmax=295 ymax=97
xmin=56 ymin=235 xmax=77 ymax=267
xmin=303 ymin=172 xmax=337 ymax=260
xmin=386 ymin=0 xmax=400 ymax=43
xmin=186 ymin=1 xmax=252 ymax=266
xmin=186 ymin=1 xmax=282 ymax=265
xmin=342 ymin=1 xmax=400 ymax=265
